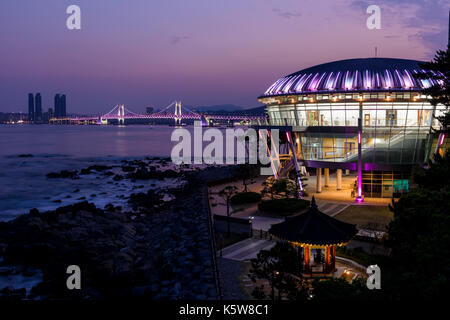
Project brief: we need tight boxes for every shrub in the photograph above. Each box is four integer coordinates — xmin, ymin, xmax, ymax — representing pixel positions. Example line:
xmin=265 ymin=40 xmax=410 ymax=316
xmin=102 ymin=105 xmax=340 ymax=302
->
xmin=230 ymin=192 xmax=262 ymax=205
xmin=258 ymin=198 xmax=310 ymax=215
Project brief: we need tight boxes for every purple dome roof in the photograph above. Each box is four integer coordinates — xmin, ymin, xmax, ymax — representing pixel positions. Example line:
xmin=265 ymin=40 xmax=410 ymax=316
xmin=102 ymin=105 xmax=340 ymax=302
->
xmin=262 ymin=58 xmax=437 ymax=97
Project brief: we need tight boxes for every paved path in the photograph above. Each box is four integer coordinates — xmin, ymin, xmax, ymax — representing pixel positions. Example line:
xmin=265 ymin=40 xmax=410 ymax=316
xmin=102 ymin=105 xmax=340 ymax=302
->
xmin=220 ymin=238 xmax=275 ymax=261
xmin=316 ymin=201 xmax=349 ymax=217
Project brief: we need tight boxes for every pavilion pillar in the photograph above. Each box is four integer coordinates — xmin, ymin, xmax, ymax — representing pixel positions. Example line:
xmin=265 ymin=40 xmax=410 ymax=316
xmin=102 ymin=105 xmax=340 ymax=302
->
xmin=316 ymin=168 xmax=322 ymax=193
xmin=324 ymin=168 xmax=330 ymax=187
xmin=304 ymin=246 xmax=310 ymax=272
xmin=331 ymin=245 xmax=336 ymax=271
xmin=325 ymin=246 xmax=330 ymax=265
xmin=336 ymin=169 xmax=342 ymax=190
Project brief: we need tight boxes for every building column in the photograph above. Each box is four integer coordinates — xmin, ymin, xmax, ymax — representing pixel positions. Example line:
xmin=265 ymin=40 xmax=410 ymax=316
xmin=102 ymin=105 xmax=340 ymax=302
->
xmin=332 ymin=245 xmax=336 ymax=270
xmin=324 ymin=168 xmax=330 ymax=187
xmin=325 ymin=246 xmax=330 ymax=272
xmin=304 ymin=246 xmax=310 ymax=272
xmin=345 ymin=169 xmax=350 ymax=175
xmin=316 ymin=168 xmax=322 ymax=193
xmin=336 ymin=169 xmax=342 ymax=190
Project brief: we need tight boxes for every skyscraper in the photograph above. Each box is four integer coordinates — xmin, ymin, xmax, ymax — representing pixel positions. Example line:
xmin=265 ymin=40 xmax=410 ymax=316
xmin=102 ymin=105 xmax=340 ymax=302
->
xmin=54 ymin=94 xmax=67 ymax=118
xmin=35 ymin=93 xmax=42 ymax=122
xmin=54 ymin=94 xmax=60 ymax=118
xmin=28 ymin=93 xmax=34 ymax=122
xmin=60 ymin=94 xmax=66 ymax=117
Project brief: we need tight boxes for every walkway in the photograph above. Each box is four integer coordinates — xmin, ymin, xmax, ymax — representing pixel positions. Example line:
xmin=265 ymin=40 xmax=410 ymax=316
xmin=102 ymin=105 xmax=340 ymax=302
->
xmin=220 ymin=238 xmax=275 ymax=261
xmin=316 ymin=201 xmax=349 ymax=217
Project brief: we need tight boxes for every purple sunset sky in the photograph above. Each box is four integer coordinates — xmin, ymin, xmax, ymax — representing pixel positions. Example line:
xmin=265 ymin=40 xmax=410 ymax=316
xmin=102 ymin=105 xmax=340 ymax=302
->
xmin=0 ymin=0 xmax=449 ymax=114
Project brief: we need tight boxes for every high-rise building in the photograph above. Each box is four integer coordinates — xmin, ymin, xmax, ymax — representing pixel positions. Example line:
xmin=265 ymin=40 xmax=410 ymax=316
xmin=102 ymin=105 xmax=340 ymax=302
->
xmin=28 ymin=93 xmax=34 ymax=122
xmin=35 ymin=93 xmax=42 ymax=121
xmin=54 ymin=94 xmax=67 ymax=118
xmin=60 ymin=94 xmax=66 ymax=117
xmin=54 ymin=94 xmax=60 ymax=118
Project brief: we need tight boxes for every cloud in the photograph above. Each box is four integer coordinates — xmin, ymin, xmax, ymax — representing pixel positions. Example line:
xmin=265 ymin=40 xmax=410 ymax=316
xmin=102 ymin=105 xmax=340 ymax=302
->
xmin=170 ymin=35 xmax=190 ymax=45
xmin=348 ymin=0 xmax=450 ymax=55
xmin=272 ymin=8 xmax=301 ymax=19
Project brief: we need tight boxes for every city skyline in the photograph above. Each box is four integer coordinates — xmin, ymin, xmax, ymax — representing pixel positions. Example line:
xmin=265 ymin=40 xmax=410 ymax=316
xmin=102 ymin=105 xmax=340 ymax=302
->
xmin=1 ymin=0 xmax=449 ymax=113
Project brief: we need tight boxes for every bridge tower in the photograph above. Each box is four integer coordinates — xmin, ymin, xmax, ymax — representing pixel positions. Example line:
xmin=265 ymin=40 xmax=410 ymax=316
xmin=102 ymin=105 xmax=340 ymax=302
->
xmin=174 ymin=101 xmax=182 ymax=125
xmin=118 ymin=104 xmax=125 ymax=125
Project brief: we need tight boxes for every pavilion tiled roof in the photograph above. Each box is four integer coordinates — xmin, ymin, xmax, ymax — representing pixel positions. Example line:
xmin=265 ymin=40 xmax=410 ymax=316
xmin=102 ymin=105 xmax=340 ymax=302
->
xmin=269 ymin=197 xmax=358 ymax=246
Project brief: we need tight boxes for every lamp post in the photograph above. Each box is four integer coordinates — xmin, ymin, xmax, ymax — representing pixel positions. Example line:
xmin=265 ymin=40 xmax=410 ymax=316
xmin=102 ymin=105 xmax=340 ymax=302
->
xmin=356 ymin=117 xmax=364 ymax=202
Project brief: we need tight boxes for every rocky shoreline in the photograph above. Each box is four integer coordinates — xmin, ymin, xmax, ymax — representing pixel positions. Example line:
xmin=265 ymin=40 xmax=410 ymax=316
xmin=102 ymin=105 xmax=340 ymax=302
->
xmin=0 ymin=159 xmax=239 ymax=300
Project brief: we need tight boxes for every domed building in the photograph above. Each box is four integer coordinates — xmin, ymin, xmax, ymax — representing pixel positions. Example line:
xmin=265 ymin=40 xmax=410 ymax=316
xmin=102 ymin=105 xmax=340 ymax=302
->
xmin=258 ymin=58 xmax=447 ymax=199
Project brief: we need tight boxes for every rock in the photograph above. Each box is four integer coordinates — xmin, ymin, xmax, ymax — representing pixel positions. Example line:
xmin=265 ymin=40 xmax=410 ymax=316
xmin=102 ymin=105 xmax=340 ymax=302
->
xmin=121 ymin=166 xmax=135 ymax=173
xmin=29 ymin=208 xmax=40 ymax=217
xmin=113 ymin=174 xmax=124 ymax=181
xmin=0 ymin=286 xmax=27 ymax=300
xmin=87 ymin=165 xmax=112 ymax=172
xmin=46 ymin=170 xmax=79 ymax=179
xmin=0 ymin=266 xmax=14 ymax=275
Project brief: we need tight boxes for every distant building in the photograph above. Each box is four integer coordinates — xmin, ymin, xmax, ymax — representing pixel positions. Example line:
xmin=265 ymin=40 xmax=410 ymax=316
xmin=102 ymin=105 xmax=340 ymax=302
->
xmin=60 ymin=94 xmax=66 ymax=117
xmin=146 ymin=106 xmax=154 ymax=114
xmin=54 ymin=94 xmax=60 ymax=118
xmin=28 ymin=93 xmax=34 ymax=122
xmin=43 ymin=108 xmax=53 ymax=123
xmin=54 ymin=94 xmax=67 ymax=118
xmin=34 ymin=93 xmax=42 ymax=122
xmin=0 ymin=112 xmax=27 ymax=124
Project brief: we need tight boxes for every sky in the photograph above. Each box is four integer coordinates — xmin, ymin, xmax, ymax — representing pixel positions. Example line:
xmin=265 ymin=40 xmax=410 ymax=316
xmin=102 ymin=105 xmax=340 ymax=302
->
xmin=0 ymin=0 xmax=449 ymax=114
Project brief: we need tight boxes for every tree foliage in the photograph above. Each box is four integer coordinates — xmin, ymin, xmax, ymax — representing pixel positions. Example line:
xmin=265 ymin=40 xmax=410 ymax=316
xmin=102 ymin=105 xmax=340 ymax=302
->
xmin=249 ymin=241 xmax=308 ymax=300
xmin=417 ymin=46 xmax=450 ymax=127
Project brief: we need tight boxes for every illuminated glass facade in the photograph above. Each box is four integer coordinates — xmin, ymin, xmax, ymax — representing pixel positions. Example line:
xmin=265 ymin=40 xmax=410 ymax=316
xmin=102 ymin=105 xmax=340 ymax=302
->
xmin=259 ymin=58 xmax=446 ymax=198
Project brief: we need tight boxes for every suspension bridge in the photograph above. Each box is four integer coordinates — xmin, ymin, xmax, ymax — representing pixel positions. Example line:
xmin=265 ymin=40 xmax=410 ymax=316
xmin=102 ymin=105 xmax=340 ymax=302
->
xmin=57 ymin=101 xmax=265 ymax=125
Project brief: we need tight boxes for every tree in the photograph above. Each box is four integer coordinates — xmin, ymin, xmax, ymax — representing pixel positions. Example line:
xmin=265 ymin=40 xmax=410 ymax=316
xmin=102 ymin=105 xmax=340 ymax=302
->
xmin=271 ymin=178 xmax=296 ymax=199
xmin=288 ymin=169 xmax=308 ymax=199
xmin=249 ymin=241 xmax=308 ymax=300
xmin=417 ymin=46 xmax=450 ymax=127
xmin=385 ymin=183 xmax=450 ymax=299
xmin=238 ymin=164 xmax=258 ymax=192
xmin=218 ymin=186 xmax=237 ymax=236
xmin=262 ymin=176 xmax=276 ymax=200
xmin=412 ymin=150 xmax=450 ymax=191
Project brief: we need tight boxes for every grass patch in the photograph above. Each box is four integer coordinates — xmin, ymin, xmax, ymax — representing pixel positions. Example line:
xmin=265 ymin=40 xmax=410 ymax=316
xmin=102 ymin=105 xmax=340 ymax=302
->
xmin=334 ymin=205 xmax=393 ymax=231
xmin=258 ymin=198 xmax=310 ymax=216
xmin=336 ymin=246 xmax=384 ymax=267
xmin=231 ymin=192 xmax=262 ymax=205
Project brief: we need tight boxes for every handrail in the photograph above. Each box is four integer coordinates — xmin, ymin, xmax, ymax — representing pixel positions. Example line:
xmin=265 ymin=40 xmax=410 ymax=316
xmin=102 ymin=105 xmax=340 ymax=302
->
xmin=203 ymin=186 xmax=222 ymax=300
